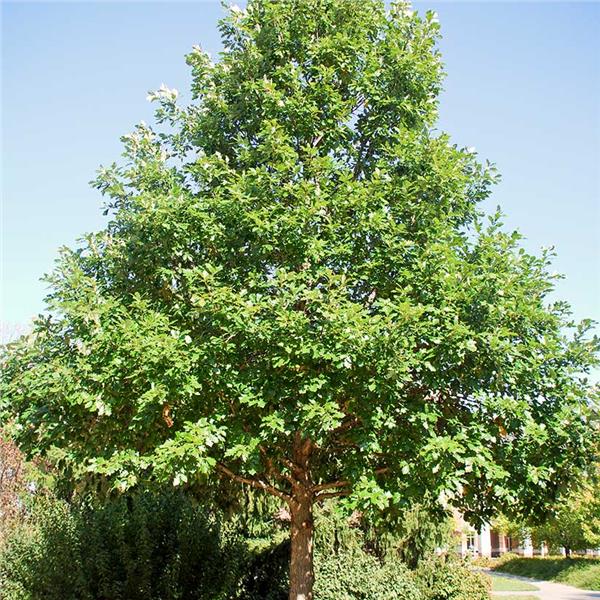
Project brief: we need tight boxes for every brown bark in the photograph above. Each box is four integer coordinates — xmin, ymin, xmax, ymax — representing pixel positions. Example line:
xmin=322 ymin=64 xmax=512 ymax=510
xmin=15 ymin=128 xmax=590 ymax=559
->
xmin=216 ymin=433 xmax=350 ymax=600
xmin=289 ymin=488 xmax=315 ymax=600
xmin=288 ymin=434 xmax=315 ymax=600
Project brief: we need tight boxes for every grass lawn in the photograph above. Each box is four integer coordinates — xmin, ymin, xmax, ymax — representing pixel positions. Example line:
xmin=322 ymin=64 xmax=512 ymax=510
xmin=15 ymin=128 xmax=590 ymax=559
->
xmin=493 ymin=556 xmax=600 ymax=591
xmin=489 ymin=573 xmax=539 ymax=592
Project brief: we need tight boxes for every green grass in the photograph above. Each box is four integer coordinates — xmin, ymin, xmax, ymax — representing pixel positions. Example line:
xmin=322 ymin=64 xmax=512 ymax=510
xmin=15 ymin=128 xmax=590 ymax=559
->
xmin=493 ymin=556 xmax=600 ymax=591
xmin=489 ymin=573 xmax=539 ymax=591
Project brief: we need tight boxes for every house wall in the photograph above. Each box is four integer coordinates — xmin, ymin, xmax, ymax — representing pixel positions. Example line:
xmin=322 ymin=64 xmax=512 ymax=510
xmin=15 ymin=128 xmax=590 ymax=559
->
xmin=453 ymin=510 xmax=545 ymax=559
xmin=453 ymin=511 xmax=600 ymax=558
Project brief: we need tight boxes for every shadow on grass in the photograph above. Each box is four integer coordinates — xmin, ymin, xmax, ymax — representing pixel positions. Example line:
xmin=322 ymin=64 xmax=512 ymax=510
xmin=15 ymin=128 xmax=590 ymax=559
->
xmin=493 ymin=556 xmax=600 ymax=591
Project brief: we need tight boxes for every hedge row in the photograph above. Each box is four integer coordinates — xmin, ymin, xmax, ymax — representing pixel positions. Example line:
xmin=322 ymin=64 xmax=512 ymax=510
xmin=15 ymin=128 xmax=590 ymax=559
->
xmin=0 ymin=493 xmax=489 ymax=600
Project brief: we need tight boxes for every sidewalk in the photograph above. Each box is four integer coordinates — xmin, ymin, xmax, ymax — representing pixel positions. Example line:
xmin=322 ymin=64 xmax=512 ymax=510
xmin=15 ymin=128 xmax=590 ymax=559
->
xmin=491 ymin=572 xmax=600 ymax=600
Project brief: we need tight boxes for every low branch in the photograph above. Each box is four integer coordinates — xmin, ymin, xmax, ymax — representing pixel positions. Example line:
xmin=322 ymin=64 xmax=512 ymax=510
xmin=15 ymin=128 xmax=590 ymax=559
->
xmin=258 ymin=445 xmax=297 ymax=486
xmin=312 ymin=480 xmax=350 ymax=493
xmin=332 ymin=416 xmax=361 ymax=435
xmin=313 ymin=466 xmax=388 ymax=498
xmin=216 ymin=463 xmax=291 ymax=502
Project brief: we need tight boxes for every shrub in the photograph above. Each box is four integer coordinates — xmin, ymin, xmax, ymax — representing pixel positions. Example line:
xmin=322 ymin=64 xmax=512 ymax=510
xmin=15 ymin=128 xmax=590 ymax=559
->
xmin=416 ymin=555 xmax=491 ymax=600
xmin=314 ymin=550 xmax=424 ymax=600
xmin=236 ymin=540 xmax=425 ymax=600
xmin=0 ymin=493 xmax=494 ymax=600
xmin=384 ymin=506 xmax=454 ymax=570
xmin=234 ymin=503 xmax=427 ymax=600
xmin=494 ymin=551 xmax=520 ymax=567
xmin=494 ymin=556 xmax=600 ymax=591
xmin=240 ymin=539 xmax=289 ymax=600
xmin=0 ymin=492 xmax=247 ymax=600
xmin=0 ymin=499 xmax=89 ymax=600
xmin=470 ymin=555 xmax=494 ymax=568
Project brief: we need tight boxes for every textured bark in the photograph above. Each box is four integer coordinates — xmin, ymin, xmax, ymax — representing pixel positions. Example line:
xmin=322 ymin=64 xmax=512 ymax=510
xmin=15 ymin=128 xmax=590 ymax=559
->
xmin=289 ymin=489 xmax=314 ymax=600
xmin=288 ymin=435 xmax=315 ymax=600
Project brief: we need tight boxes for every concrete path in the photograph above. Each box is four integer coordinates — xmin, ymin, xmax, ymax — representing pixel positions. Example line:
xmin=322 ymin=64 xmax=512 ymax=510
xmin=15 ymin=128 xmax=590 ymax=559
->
xmin=490 ymin=572 xmax=600 ymax=600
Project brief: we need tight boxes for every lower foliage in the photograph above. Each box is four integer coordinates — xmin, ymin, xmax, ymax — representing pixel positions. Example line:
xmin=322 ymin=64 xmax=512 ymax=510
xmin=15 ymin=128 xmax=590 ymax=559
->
xmin=0 ymin=493 xmax=491 ymax=600
xmin=416 ymin=555 xmax=491 ymax=600
xmin=314 ymin=550 xmax=424 ymax=600
xmin=0 ymin=493 xmax=247 ymax=600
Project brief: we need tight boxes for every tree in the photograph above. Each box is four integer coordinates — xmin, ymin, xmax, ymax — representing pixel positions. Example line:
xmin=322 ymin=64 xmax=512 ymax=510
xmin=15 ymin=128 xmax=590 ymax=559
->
xmin=530 ymin=465 xmax=600 ymax=556
xmin=2 ymin=1 xmax=599 ymax=597
xmin=533 ymin=488 xmax=600 ymax=556
xmin=497 ymin=478 xmax=600 ymax=557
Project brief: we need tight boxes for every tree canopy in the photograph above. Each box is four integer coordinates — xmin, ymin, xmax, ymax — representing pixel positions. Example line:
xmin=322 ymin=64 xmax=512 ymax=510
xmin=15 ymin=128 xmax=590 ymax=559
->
xmin=2 ymin=0 xmax=598 ymax=597
xmin=532 ymin=479 xmax=600 ymax=555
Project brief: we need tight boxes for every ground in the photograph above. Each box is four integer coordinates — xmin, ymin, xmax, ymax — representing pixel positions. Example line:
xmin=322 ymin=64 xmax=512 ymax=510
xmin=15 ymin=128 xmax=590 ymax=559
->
xmin=490 ymin=573 xmax=539 ymax=592
xmin=487 ymin=572 xmax=600 ymax=600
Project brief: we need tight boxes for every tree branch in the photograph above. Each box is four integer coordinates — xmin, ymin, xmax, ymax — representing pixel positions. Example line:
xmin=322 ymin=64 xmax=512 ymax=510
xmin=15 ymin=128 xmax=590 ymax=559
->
xmin=332 ymin=415 xmax=361 ymax=434
xmin=312 ymin=480 xmax=350 ymax=493
xmin=258 ymin=445 xmax=297 ymax=486
xmin=312 ymin=132 xmax=325 ymax=148
xmin=216 ymin=463 xmax=291 ymax=502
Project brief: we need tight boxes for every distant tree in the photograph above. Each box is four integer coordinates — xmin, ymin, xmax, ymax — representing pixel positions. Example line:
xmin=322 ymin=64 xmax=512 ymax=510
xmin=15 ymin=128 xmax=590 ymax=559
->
xmin=532 ymin=470 xmax=600 ymax=556
xmin=2 ymin=1 xmax=598 ymax=597
xmin=492 ymin=513 xmax=529 ymax=548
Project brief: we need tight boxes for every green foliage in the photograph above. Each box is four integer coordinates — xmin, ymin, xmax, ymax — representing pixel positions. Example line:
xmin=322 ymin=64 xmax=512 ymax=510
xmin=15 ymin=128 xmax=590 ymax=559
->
xmin=381 ymin=505 xmax=454 ymax=569
xmin=530 ymin=479 xmax=600 ymax=554
xmin=231 ymin=540 xmax=428 ymax=600
xmin=492 ymin=465 xmax=600 ymax=557
xmin=0 ymin=493 xmax=489 ymax=600
xmin=314 ymin=551 xmax=424 ymax=600
xmin=239 ymin=539 xmax=290 ymax=600
xmin=313 ymin=504 xmax=464 ymax=599
xmin=417 ymin=555 xmax=491 ymax=600
xmin=313 ymin=501 xmax=452 ymax=569
xmin=237 ymin=540 xmax=428 ymax=600
xmin=1 ymin=0 xmax=598 ymax=563
xmin=313 ymin=503 xmax=365 ymax=553
xmin=491 ymin=515 xmax=528 ymax=547
xmin=469 ymin=555 xmax=494 ymax=568
xmin=492 ymin=552 xmax=521 ymax=568
xmin=0 ymin=492 xmax=247 ymax=600
xmin=0 ymin=500 xmax=88 ymax=600
xmin=494 ymin=556 xmax=600 ymax=591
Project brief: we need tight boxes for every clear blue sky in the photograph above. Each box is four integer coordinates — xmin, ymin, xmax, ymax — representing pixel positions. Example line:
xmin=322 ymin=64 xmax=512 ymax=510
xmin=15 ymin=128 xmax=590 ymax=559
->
xmin=2 ymin=2 xmax=599 ymax=345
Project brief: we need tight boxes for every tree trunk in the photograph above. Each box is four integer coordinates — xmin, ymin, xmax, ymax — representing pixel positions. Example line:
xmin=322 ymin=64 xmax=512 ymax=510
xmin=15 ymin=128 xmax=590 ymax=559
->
xmin=289 ymin=489 xmax=315 ymax=600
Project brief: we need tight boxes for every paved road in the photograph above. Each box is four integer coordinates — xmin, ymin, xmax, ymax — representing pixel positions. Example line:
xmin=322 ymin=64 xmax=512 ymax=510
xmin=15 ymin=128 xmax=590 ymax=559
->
xmin=491 ymin=572 xmax=600 ymax=600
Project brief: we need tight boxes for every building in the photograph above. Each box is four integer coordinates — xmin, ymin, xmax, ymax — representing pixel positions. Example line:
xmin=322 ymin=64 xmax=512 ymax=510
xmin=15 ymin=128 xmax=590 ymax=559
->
xmin=453 ymin=512 xmax=541 ymax=558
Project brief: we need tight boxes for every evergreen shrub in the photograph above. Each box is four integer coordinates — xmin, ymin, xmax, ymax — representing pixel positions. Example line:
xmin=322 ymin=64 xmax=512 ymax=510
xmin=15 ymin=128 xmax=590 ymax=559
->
xmin=314 ymin=550 xmax=424 ymax=600
xmin=417 ymin=555 xmax=491 ymax=600
xmin=0 ymin=492 xmax=247 ymax=600
xmin=0 ymin=494 xmax=491 ymax=600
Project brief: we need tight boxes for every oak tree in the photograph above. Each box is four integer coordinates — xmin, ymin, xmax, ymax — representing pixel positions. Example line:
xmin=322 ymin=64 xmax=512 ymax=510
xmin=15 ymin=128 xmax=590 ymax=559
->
xmin=2 ymin=1 xmax=598 ymax=597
